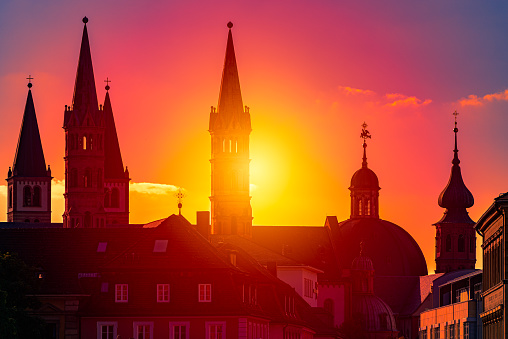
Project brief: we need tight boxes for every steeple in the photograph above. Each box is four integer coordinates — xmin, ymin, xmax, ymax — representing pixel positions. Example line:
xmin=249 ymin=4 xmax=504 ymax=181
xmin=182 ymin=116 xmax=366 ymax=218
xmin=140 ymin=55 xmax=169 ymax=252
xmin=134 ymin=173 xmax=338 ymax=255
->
xmin=434 ymin=111 xmax=476 ymax=273
xmin=7 ymin=78 xmax=52 ymax=223
xmin=349 ymin=123 xmax=379 ymax=218
xmin=64 ymin=16 xmax=100 ymax=127
xmin=209 ymin=22 xmax=252 ymax=236
xmin=103 ymin=81 xmax=125 ymax=178
xmin=12 ymin=80 xmax=49 ymax=177
xmin=436 ymin=112 xmax=474 ymax=224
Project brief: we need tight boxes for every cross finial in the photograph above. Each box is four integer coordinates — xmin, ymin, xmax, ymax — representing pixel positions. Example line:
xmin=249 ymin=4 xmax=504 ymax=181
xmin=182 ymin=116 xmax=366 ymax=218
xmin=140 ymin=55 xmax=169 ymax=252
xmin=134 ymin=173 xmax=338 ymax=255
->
xmin=26 ymin=75 xmax=33 ymax=88
xmin=453 ymin=110 xmax=459 ymax=131
xmin=104 ymin=77 xmax=111 ymax=91
xmin=175 ymin=188 xmax=186 ymax=216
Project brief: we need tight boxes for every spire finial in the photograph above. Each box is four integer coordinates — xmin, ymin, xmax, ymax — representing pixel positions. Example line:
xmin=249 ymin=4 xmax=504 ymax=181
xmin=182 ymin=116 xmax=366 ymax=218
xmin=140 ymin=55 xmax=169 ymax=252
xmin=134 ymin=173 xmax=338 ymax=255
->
xmin=360 ymin=122 xmax=371 ymax=168
xmin=175 ymin=188 xmax=186 ymax=216
xmin=452 ymin=111 xmax=460 ymax=165
xmin=82 ymin=16 xmax=88 ymax=24
xmin=104 ymin=77 xmax=111 ymax=91
xmin=227 ymin=21 xmax=233 ymax=29
xmin=26 ymin=75 xmax=33 ymax=88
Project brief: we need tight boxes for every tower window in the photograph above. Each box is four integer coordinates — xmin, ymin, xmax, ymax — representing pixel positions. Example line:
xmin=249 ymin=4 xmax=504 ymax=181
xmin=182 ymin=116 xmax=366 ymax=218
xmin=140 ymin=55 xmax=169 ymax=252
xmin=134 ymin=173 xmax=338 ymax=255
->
xmin=222 ymin=139 xmax=226 ymax=152
xmin=84 ymin=168 xmax=92 ymax=188
xmin=229 ymin=139 xmax=232 ymax=153
xmin=111 ymin=188 xmax=120 ymax=208
xmin=83 ymin=135 xmax=87 ymax=150
xmin=358 ymin=199 xmax=362 ymax=215
xmin=33 ymin=186 xmax=41 ymax=207
xmin=89 ymin=134 xmax=93 ymax=150
xmin=97 ymin=169 xmax=103 ymax=188
xmin=366 ymin=199 xmax=371 ymax=215
xmin=458 ymin=234 xmax=465 ymax=252
xmin=23 ymin=186 xmax=32 ymax=207
xmin=469 ymin=236 xmax=475 ymax=253
xmin=84 ymin=211 xmax=92 ymax=228
xmin=104 ymin=188 xmax=111 ymax=208
xmin=8 ymin=187 xmax=12 ymax=208
xmin=71 ymin=168 xmax=78 ymax=187
xmin=235 ymin=138 xmax=238 ymax=153
xmin=446 ymin=235 xmax=452 ymax=252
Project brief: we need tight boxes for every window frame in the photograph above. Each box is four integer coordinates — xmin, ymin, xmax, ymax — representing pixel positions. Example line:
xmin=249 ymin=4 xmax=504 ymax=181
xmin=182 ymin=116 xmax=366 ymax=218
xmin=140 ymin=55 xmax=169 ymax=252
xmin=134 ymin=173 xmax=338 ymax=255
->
xmin=115 ymin=284 xmax=128 ymax=303
xmin=133 ymin=321 xmax=153 ymax=339
xmin=199 ymin=283 xmax=212 ymax=302
xmin=206 ymin=321 xmax=226 ymax=339
xmin=169 ymin=321 xmax=190 ymax=339
xmin=157 ymin=283 xmax=170 ymax=303
xmin=96 ymin=321 xmax=117 ymax=339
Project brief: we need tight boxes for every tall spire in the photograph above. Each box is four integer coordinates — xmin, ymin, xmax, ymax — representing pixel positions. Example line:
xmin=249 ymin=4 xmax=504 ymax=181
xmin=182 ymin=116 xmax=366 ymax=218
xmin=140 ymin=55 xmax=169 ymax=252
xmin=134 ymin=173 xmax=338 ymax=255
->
xmin=12 ymin=79 xmax=48 ymax=177
xmin=102 ymin=81 xmax=125 ymax=178
xmin=70 ymin=16 xmax=99 ymax=124
xmin=436 ymin=111 xmax=474 ymax=224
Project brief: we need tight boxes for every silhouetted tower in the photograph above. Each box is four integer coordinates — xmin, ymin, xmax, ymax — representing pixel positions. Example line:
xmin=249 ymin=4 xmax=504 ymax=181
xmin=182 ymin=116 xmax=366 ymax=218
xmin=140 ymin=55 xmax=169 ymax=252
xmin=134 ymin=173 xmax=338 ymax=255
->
xmin=102 ymin=79 xmax=130 ymax=225
xmin=349 ymin=122 xmax=379 ymax=219
xmin=434 ymin=112 xmax=475 ymax=273
xmin=209 ymin=22 xmax=252 ymax=236
xmin=62 ymin=17 xmax=106 ymax=228
xmin=6 ymin=78 xmax=52 ymax=223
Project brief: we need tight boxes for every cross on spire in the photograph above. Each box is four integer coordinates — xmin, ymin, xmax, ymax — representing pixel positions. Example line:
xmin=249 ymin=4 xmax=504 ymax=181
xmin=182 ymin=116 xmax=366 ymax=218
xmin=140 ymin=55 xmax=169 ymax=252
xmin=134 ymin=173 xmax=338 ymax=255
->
xmin=26 ymin=75 xmax=33 ymax=88
xmin=453 ymin=110 xmax=459 ymax=131
xmin=104 ymin=77 xmax=111 ymax=91
xmin=175 ymin=188 xmax=185 ymax=216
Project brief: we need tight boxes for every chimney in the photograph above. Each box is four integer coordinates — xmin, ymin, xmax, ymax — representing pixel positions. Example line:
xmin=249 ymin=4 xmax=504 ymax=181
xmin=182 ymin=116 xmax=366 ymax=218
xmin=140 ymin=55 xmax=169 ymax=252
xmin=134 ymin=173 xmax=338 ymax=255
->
xmin=196 ymin=211 xmax=211 ymax=241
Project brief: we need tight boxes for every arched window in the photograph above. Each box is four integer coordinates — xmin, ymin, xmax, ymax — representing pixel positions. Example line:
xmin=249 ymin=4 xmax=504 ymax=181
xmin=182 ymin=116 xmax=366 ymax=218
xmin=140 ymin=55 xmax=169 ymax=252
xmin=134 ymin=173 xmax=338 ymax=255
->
xmin=84 ymin=212 xmax=92 ymax=228
xmin=446 ymin=235 xmax=452 ymax=252
xmin=222 ymin=139 xmax=226 ymax=152
xmin=235 ymin=138 xmax=238 ymax=153
xmin=104 ymin=188 xmax=111 ymax=208
xmin=8 ymin=187 xmax=12 ymax=208
xmin=83 ymin=135 xmax=87 ymax=150
xmin=111 ymin=188 xmax=120 ymax=208
xmin=229 ymin=139 xmax=232 ymax=153
xmin=458 ymin=234 xmax=465 ymax=252
xmin=97 ymin=169 xmax=103 ymax=188
xmin=23 ymin=186 xmax=32 ymax=207
xmin=324 ymin=299 xmax=334 ymax=316
xmin=366 ymin=199 xmax=371 ymax=216
xmin=358 ymin=199 xmax=363 ymax=215
xmin=84 ymin=168 xmax=92 ymax=188
xmin=470 ymin=236 xmax=475 ymax=253
xmin=33 ymin=186 xmax=41 ymax=207
xmin=89 ymin=134 xmax=93 ymax=150
xmin=71 ymin=168 xmax=78 ymax=187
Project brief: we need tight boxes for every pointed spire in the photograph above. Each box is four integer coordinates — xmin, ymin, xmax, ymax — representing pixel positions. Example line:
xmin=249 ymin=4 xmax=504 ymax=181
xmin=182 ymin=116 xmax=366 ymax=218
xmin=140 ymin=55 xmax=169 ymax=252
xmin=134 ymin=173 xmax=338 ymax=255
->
xmin=360 ymin=122 xmax=371 ymax=168
xmin=12 ymin=80 xmax=48 ymax=177
xmin=102 ymin=82 xmax=125 ymax=178
xmin=212 ymin=22 xmax=250 ymax=130
xmin=71 ymin=16 xmax=99 ymax=123
xmin=437 ymin=112 xmax=474 ymax=224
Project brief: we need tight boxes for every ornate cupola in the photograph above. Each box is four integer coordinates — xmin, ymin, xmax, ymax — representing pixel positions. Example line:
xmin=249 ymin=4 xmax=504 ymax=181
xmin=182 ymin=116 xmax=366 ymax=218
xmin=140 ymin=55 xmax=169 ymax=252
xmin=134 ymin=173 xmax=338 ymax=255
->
xmin=209 ymin=22 xmax=252 ymax=237
xmin=434 ymin=111 xmax=476 ymax=273
xmin=6 ymin=77 xmax=52 ymax=223
xmin=349 ymin=122 xmax=380 ymax=219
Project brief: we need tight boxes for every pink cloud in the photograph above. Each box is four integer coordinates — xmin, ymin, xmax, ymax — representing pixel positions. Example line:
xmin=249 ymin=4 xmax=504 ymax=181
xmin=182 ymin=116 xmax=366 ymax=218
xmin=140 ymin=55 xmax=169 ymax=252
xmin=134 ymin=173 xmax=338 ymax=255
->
xmin=385 ymin=94 xmax=432 ymax=108
xmin=458 ymin=89 xmax=508 ymax=107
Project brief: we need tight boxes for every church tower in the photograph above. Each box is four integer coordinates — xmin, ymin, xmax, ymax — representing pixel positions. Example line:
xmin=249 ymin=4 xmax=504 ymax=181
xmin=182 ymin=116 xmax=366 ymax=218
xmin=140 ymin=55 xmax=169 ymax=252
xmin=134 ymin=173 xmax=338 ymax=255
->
xmin=434 ymin=112 xmax=475 ymax=273
xmin=102 ymin=81 xmax=130 ymax=225
xmin=349 ymin=123 xmax=379 ymax=219
xmin=6 ymin=79 xmax=52 ymax=223
xmin=209 ymin=22 xmax=252 ymax=236
xmin=62 ymin=17 xmax=106 ymax=228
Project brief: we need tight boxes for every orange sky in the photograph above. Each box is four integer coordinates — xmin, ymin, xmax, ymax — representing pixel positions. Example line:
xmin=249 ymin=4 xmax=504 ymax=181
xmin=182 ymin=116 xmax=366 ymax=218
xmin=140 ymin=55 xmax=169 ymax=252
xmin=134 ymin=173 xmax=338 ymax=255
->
xmin=2 ymin=1 xmax=508 ymax=273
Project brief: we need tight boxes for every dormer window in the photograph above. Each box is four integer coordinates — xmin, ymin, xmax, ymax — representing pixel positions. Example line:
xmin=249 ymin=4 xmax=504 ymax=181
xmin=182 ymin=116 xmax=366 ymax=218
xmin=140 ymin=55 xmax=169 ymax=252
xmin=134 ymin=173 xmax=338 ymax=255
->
xmin=153 ymin=240 xmax=168 ymax=253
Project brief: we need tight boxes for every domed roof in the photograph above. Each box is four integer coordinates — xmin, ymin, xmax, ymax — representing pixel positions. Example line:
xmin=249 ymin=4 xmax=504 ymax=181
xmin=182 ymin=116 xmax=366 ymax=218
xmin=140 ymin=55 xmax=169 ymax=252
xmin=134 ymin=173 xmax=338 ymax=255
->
xmin=350 ymin=167 xmax=379 ymax=190
xmin=352 ymin=254 xmax=374 ymax=271
xmin=331 ymin=218 xmax=428 ymax=276
xmin=352 ymin=294 xmax=397 ymax=333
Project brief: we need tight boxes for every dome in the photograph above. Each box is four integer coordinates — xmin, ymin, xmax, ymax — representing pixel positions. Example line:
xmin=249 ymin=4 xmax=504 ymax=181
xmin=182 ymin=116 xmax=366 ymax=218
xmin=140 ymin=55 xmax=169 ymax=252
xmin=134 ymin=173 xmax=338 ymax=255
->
xmin=352 ymin=254 xmax=374 ymax=271
xmin=352 ymin=294 xmax=398 ymax=333
xmin=350 ymin=167 xmax=379 ymax=190
xmin=331 ymin=218 xmax=428 ymax=276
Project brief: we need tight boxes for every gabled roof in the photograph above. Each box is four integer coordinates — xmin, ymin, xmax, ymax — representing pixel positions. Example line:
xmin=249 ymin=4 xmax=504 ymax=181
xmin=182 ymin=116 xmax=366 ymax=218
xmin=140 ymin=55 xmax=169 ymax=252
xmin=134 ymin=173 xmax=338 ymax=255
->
xmin=11 ymin=87 xmax=49 ymax=177
xmin=103 ymin=91 xmax=125 ymax=179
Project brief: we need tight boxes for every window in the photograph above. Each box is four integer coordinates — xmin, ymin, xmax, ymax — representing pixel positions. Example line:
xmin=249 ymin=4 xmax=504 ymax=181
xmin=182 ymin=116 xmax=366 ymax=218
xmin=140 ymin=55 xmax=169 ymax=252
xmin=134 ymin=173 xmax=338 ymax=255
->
xmin=170 ymin=322 xmax=189 ymax=339
xmin=97 ymin=242 xmax=107 ymax=253
xmin=111 ymin=188 xmax=120 ymax=208
xmin=304 ymin=278 xmax=313 ymax=298
xmin=104 ymin=188 xmax=111 ymax=208
xmin=469 ymin=236 xmax=475 ymax=253
xmin=446 ymin=235 xmax=452 ymax=252
xmin=434 ymin=326 xmax=440 ymax=339
xmin=33 ymin=186 xmax=41 ymax=207
xmin=421 ymin=329 xmax=427 ymax=339
xmin=115 ymin=284 xmax=128 ymax=302
xmin=85 ymin=211 xmax=92 ymax=228
xmin=83 ymin=135 xmax=87 ymax=150
xmin=456 ymin=288 xmax=468 ymax=303
xmin=84 ymin=168 xmax=92 ymax=188
xmin=8 ymin=187 xmax=12 ymax=208
xmin=97 ymin=169 xmax=102 ymax=188
xmin=23 ymin=185 xmax=32 ymax=206
xmin=458 ymin=235 xmax=465 ymax=252
xmin=324 ymin=298 xmax=334 ymax=316
xmin=199 ymin=284 xmax=211 ymax=302
xmin=133 ymin=322 xmax=153 ymax=339
xmin=97 ymin=322 xmax=117 ymax=339
xmin=449 ymin=324 xmax=455 ymax=339
xmin=206 ymin=322 xmax=225 ymax=339
xmin=463 ymin=322 xmax=469 ymax=339
xmin=71 ymin=168 xmax=78 ymax=187
xmin=157 ymin=284 xmax=170 ymax=302
xmin=153 ymin=240 xmax=168 ymax=253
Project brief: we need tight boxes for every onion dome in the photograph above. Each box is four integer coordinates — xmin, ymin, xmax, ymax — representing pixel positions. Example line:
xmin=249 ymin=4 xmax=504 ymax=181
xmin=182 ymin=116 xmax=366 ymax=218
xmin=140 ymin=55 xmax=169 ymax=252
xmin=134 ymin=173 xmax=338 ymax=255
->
xmin=350 ymin=134 xmax=379 ymax=190
xmin=351 ymin=242 xmax=374 ymax=271
xmin=436 ymin=115 xmax=474 ymax=224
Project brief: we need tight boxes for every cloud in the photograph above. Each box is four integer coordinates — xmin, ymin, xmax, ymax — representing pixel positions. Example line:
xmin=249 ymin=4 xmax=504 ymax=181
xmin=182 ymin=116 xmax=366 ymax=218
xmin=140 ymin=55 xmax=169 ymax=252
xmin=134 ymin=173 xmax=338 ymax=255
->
xmin=385 ymin=93 xmax=432 ymax=108
xmin=130 ymin=182 xmax=181 ymax=195
xmin=458 ymin=89 xmax=508 ymax=107
xmin=0 ymin=185 xmax=6 ymax=198
xmin=339 ymin=86 xmax=375 ymax=96
xmin=52 ymin=180 xmax=65 ymax=199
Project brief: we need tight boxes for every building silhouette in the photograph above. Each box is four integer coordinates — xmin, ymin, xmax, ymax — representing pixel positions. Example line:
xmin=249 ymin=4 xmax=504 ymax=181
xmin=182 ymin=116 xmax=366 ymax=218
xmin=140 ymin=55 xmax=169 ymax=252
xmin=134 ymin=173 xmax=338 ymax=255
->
xmin=6 ymin=80 xmax=52 ymax=223
xmin=434 ymin=114 xmax=476 ymax=273
xmin=62 ymin=17 xmax=129 ymax=228
xmin=209 ymin=22 xmax=253 ymax=237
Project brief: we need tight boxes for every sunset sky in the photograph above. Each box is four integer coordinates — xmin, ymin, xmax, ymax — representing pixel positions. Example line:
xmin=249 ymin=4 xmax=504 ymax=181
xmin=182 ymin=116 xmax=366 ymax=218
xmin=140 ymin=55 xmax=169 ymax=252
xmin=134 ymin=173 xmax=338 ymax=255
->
xmin=2 ymin=1 xmax=508 ymax=272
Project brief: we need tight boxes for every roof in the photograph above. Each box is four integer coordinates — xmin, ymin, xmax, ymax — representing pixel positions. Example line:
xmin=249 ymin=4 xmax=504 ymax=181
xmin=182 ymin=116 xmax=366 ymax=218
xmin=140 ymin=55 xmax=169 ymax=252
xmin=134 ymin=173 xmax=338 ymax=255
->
xmin=103 ymin=91 xmax=125 ymax=179
xmin=11 ymin=88 xmax=49 ymax=178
